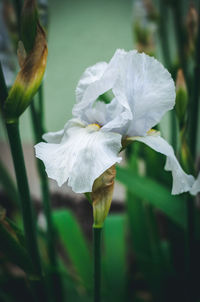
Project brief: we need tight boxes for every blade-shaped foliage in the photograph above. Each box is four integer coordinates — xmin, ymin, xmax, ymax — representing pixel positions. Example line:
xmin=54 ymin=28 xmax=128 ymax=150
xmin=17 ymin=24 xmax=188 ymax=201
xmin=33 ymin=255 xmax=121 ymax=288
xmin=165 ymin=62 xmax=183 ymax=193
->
xmin=0 ymin=159 xmax=19 ymax=206
xmin=52 ymin=209 xmax=93 ymax=290
xmin=116 ymin=166 xmax=186 ymax=229
xmin=0 ymin=222 xmax=33 ymax=274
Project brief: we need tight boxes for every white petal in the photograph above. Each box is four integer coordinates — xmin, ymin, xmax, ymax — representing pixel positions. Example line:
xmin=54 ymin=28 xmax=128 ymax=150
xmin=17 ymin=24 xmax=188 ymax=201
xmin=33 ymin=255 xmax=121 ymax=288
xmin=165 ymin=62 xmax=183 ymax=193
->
xmin=79 ymin=98 xmax=128 ymax=131
xmin=73 ymin=49 xmax=132 ymax=130
xmin=75 ymin=62 xmax=108 ymax=104
xmin=35 ymin=119 xmax=122 ymax=193
xmin=190 ymin=172 xmax=200 ymax=195
xmin=73 ymin=50 xmax=175 ymax=138
xmin=42 ymin=129 xmax=64 ymax=143
xmin=130 ymin=133 xmax=195 ymax=195
xmin=117 ymin=51 xmax=176 ymax=136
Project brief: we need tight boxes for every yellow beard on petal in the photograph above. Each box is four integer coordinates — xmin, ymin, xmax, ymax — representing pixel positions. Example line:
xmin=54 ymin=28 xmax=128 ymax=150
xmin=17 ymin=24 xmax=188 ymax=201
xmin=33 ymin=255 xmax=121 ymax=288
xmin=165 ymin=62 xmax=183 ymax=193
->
xmin=87 ymin=123 xmax=101 ymax=131
xmin=147 ymin=129 xmax=160 ymax=136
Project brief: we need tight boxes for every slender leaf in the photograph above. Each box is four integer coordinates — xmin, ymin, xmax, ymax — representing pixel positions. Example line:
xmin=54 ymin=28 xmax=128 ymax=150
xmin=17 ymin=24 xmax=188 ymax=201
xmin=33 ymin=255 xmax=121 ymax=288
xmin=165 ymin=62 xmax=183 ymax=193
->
xmin=52 ymin=209 xmax=93 ymax=289
xmin=0 ymin=159 xmax=19 ymax=206
xmin=0 ymin=223 xmax=34 ymax=274
xmin=116 ymin=166 xmax=186 ymax=228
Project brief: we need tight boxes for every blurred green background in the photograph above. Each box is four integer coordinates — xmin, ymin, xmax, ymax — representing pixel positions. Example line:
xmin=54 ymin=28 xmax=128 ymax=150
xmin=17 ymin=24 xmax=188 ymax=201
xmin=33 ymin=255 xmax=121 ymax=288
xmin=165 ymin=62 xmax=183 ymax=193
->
xmin=1 ymin=0 xmax=133 ymax=141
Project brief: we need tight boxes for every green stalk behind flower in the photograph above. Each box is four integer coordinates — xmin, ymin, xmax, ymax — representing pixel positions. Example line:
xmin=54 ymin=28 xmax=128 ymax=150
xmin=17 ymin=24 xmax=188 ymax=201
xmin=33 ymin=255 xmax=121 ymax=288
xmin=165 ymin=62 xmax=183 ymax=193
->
xmin=30 ymin=99 xmax=64 ymax=302
xmin=0 ymin=0 xmax=48 ymax=299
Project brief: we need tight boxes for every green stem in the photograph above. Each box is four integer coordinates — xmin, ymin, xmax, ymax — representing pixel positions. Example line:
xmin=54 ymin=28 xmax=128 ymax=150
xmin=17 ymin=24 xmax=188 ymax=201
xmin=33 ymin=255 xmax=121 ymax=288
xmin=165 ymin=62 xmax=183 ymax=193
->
xmin=5 ymin=121 xmax=47 ymax=301
xmin=158 ymin=0 xmax=171 ymax=69
xmin=188 ymin=1 xmax=200 ymax=158
xmin=0 ymin=63 xmax=8 ymax=106
xmin=171 ymin=110 xmax=177 ymax=153
xmin=30 ymin=100 xmax=64 ymax=301
xmin=12 ymin=0 xmax=23 ymax=36
xmin=93 ymin=227 xmax=102 ymax=302
xmin=38 ymin=85 xmax=45 ymax=130
xmin=157 ymin=1 xmax=177 ymax=152
xmin=6 ymin=122 xmax=42 ymax=274
xmin=185 ymin=195 xmax=195 ymax=301
xmin=179 ymin=132 xmax=196 ymax=300
xmin=0 ymin=159 xmax=20 ymax=207
xmin=171 ymin=1 xmax=187 ymax=74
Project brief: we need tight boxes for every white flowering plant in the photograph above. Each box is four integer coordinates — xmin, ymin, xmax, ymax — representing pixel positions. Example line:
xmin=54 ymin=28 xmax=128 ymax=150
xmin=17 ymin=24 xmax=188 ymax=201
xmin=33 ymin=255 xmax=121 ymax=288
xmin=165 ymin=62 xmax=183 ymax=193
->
xmin=35 ymin=49 xmax=199 ymax=224
xmin=0 ymin=1 xmax=200 ymax=302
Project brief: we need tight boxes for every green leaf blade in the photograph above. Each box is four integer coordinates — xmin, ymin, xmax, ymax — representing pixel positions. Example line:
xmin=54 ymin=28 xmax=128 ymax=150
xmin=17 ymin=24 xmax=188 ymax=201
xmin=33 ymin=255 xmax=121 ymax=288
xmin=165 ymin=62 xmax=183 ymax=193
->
xmin=116 ymin=166 xmax=186 ymax=229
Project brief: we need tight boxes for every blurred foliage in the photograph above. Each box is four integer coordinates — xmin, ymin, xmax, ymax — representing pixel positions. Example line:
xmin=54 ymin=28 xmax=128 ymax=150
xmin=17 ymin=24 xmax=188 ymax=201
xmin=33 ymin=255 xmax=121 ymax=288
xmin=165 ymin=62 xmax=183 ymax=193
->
xmin=0 ymin=0 xmax=200 ymax=302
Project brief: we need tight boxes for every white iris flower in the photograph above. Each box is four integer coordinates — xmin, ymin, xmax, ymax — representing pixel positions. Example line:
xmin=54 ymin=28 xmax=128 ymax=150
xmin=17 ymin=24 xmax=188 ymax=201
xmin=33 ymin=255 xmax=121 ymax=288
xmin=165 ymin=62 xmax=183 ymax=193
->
xmin=35 ymin=49 xmax=198 ymax=195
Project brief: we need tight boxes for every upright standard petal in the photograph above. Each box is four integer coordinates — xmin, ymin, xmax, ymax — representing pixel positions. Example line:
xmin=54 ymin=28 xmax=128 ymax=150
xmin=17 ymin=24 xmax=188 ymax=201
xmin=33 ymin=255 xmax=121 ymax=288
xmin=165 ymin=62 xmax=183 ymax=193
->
xmin=128 ymin=132 xmax=195 ymax=194
xmin=190 ymin=172 xmax=200 ymax=195
xmin=73 ymin=49 xmax=133 ymax=131
xmin=119 ymin=51 xmax=176 ymax=137
xmin=73 ymin=50 xmax=175 ymax=138
xmin=42 ymin=129 xmax=64 ymax=144
xmin=35 ymin=119 xmax=122 ymax=193
xmin=75 ymin=62 xmax=108 ymax=104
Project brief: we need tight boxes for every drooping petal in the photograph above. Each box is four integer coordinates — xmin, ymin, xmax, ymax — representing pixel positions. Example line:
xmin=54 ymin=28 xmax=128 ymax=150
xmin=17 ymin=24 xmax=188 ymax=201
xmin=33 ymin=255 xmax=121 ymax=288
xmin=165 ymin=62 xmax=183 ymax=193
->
xmin=35 ymin=119 xmax=122 ymax=193
xmin=190 ymin=172 xmax=200 ymax=195
xmin=119 ymin=51 xmax=176 ymax=136
xmin=128 ymin=132 xmax=195 ymax=194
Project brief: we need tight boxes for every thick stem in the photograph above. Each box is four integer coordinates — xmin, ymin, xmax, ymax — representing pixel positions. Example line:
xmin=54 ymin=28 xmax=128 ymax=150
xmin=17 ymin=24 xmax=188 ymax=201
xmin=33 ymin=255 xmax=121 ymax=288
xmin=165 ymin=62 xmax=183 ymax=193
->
xmin=179 ymin=131 xmax=196 ymax=300
xmin=30 ymin=100 xmax=64 ymax=301
xmin=6 ymin=121 xmax=42 ymax=275
xmin=12 ymin=0 xmax=23 ymax=37
xmin=158 ymin=0 xmax=171 ymax=69
xmin=38 ymin=85 xmax=45 ymax=129
xmin=172 ymin=1 xmax=187 ymax=75
xmin=0 ymin=62 xmax=47 ymax=300
xmin=185 ymin=195 xmax=195 ymax=301
xmin=171 ymin=110 xmax=177 ymax=154
xmin=0 ymin=63 xmax=8 ymax=106
xmin=93 ymin=227 xmax=102 ymax=302
xmin=157 ymin=1 xmax=177 ymax=152
xmin=188 ymin=1 xmax=200 ymax=158
xmin=5 ymin=121 xmax=47 ymax=301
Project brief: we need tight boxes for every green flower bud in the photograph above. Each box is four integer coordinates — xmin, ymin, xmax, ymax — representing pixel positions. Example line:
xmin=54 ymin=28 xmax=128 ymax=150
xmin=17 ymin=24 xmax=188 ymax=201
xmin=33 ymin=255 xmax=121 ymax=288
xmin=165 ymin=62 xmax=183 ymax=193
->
xmin=92 ymin=165 xmax=116 ymax=228
xmin=180 ymin=134 xmax=195 ymax=175
xmin=175 ymin=69 xmax=188 ymax=128
xmin=2 ymin=0 xmax=47 ymax=123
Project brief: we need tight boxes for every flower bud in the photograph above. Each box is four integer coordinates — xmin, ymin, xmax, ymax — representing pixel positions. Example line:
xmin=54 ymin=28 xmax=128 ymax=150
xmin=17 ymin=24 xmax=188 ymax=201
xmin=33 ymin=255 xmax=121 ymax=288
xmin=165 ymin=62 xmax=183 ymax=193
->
xmin=92 ymin=165 xmax=116 ymax=228
xmin=143 ymin=0 xmax=158 ymax=22
xmin=175 ymin=69 xmax=188 ymax=128
xmin=132 ymin=0 xmax=157 ymax=56
xmin=186 ymin=4 xmax=198 ymax=54
xmin=180 ymin=135 xmax=195 ymax=175
xmin=2 ymin=0 xmax=47 ymax=123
